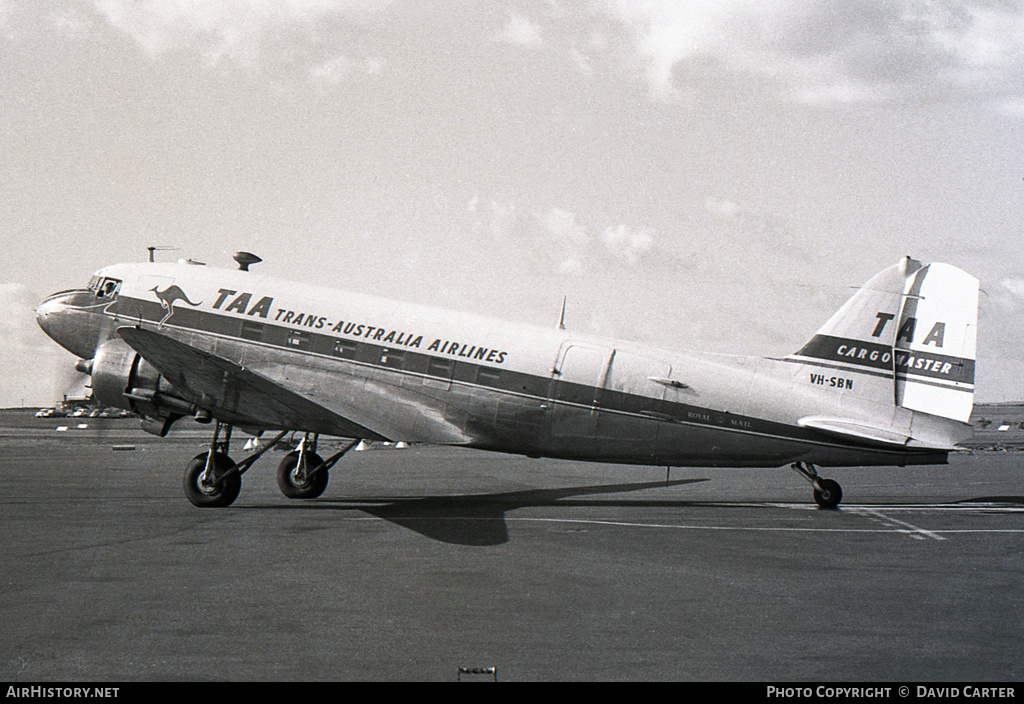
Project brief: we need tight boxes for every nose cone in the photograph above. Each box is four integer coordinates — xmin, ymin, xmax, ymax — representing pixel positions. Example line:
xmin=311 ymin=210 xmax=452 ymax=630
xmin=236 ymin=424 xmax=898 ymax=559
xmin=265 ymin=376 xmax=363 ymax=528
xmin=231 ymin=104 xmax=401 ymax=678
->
xmin=36 ymin=292 xmax=100 ymax=360
xmin=35 ymin=295 xmax=66 ymax=342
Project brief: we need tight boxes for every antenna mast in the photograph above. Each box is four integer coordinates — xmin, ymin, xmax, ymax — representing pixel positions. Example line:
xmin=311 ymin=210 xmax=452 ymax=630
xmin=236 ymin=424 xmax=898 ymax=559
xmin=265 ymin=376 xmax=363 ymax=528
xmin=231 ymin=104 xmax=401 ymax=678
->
xmin=146 ymin=246 xmax=176 ymax=263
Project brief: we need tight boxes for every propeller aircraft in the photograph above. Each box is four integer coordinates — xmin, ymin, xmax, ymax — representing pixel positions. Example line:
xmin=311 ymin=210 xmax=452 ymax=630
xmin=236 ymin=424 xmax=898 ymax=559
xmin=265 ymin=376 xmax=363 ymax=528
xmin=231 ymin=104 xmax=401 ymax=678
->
xmin=36 ymin=252 xmax=978 ymax=509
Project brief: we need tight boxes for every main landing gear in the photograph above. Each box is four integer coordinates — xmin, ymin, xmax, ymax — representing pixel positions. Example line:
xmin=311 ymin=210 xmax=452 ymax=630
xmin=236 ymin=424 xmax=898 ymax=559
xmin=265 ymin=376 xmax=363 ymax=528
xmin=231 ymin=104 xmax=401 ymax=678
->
xmin=791 ymin=462 xmax=843 ymax=509
xmin=182 ymin=421 xmax=360 ymax=508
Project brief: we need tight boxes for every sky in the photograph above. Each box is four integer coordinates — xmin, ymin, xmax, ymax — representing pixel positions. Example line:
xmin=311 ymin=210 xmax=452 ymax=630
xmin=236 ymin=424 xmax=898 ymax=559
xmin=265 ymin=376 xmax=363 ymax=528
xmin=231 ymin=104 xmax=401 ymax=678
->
xmin=1 ymin=0 xmax=1022 ymax=407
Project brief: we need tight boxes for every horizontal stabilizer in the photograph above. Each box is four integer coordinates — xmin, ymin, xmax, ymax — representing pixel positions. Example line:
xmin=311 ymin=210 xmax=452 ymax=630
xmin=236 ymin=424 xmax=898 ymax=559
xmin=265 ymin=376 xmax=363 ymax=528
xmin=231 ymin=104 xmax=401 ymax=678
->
xmin=797 ymin=416 xmax=911 ymax=447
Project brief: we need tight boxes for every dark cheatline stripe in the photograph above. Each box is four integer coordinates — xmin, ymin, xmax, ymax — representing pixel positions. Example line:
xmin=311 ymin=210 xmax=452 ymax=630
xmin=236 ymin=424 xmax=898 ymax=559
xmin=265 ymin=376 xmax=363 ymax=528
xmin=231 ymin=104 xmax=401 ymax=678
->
xmin=794 ymin=335 xmax=974 ymax=385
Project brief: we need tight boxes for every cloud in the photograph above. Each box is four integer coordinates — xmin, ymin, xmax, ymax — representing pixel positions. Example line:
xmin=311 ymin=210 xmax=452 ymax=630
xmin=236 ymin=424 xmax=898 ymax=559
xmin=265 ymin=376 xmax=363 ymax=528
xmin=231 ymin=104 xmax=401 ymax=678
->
xmin=494 ymin=11 xmax=544 ymax=49
xmin=464 ymin=197 xmax=660 ymax=277
xmin=307 ymin=53 xmax=384 ymax=86
xmin=543 ymin=207 xmax=587 ymax=246
xmin=600 ymin=224 xmax=653 ymax=266
xmin=91 ymin=0 xmax=393 ymax=65
xmin=466 ymin=195 xmax=799 ymax=292
xmin=701 ymin=196 xmax=796 ymax=253
xmin=75 ymin=1 xmax=1024 ymax=113
xmin=602 ymin=0 xmax=1024 ymax=108
xmin=541 ymin=208 xmax=588 ymax=274
xmin=50 ymin=5 xmax=95 ymax=39
xmin=536 ymin=208 xmax=656 ymax=273
xmin=994 ymin=99 xmax=1024 ymax=118
xmin=1000 ymin=278 xmax=1024 ymax=299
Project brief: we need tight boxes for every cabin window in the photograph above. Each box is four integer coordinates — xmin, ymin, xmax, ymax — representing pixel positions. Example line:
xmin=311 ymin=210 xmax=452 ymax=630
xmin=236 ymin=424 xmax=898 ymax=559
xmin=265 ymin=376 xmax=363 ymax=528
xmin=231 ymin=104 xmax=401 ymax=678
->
xmin=423 ymin=356 xmax=454 ymax=389
xmin=287 ymin=330 xmax=311 ymax=349
xmin=476 ymin=367 xmax=502 ymax=386
xmin=427 ymin=357 xmax=454 ymax=379
xmin=333 ymin=339 xmax=360 ymax=359
xmin=379 ymin=349 xmax=404 ymax=368
xmin=240 ymin=321 xmax=265 ymax=342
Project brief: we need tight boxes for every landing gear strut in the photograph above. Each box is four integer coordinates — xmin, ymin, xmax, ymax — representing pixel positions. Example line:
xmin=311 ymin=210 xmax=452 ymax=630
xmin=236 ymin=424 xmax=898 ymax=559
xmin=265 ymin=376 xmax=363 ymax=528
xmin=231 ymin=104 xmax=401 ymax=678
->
xmin=183 ymin=450 xmax=239 ymax=508
xmin=277 ymin=434 xmax=360 ymax=500
xmin=791 ymin=462 xmax=843 ymax=509
xmin=182 ymin=421 xmax=288 ymax=508
xmin=181 ymin=423 xmax=361 ymax=508
xmin=277 ymin=433 xmax=327 ymax=499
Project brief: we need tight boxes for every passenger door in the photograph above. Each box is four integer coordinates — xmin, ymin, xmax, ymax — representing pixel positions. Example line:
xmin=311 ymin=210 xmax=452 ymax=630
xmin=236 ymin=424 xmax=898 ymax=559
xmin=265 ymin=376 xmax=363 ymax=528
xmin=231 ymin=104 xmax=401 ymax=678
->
xmin=546 ymin=343 xmax=612 ymax=438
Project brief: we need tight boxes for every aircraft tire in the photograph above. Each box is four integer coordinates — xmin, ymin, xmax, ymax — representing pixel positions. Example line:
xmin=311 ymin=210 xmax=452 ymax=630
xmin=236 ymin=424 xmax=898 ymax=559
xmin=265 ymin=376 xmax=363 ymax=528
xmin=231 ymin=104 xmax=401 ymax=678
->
xmin=183 ymin=452 xmax=241 ymax=508
xmin=277 ymin=451 xmax=328 ymax=499
xmin=813 ymin=479 xmax=843 ymax=509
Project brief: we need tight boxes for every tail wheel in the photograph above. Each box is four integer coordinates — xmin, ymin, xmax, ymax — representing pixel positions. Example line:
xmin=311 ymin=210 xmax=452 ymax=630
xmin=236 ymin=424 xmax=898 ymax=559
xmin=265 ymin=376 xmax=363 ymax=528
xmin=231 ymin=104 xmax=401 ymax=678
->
xmin=277 ymin=451 xmax=328 ymax=499
xmin=183 ymin=452 xmax=241 ymax=508
xmin=813 ymin=478 xmax=843 ymax=509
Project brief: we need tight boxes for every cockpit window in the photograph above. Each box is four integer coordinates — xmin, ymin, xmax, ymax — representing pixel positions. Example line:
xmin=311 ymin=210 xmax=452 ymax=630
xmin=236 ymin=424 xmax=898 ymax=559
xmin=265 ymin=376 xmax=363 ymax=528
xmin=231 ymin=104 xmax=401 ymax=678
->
xmin=89 ymin=276 xmax=122 ymax=298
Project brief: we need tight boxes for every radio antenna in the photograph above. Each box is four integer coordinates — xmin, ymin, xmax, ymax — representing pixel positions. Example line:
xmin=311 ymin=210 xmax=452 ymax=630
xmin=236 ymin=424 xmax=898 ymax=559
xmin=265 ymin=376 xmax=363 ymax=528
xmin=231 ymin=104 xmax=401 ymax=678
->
xmin=146 ymin=246 xmax=177 ymax=263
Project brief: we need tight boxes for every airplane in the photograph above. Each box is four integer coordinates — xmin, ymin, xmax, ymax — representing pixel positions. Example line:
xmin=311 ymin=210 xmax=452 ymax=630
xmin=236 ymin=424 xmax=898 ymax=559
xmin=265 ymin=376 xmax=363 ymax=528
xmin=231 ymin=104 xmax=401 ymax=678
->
xmin=35 ymin=252 xmax=978 ymax=509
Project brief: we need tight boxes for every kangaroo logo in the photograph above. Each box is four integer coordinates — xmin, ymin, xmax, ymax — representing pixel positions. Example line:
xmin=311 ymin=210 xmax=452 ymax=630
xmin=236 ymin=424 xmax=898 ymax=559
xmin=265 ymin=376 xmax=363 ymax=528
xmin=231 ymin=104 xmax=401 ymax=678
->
xmin=151 ymin=285 xmax=202 ymax=327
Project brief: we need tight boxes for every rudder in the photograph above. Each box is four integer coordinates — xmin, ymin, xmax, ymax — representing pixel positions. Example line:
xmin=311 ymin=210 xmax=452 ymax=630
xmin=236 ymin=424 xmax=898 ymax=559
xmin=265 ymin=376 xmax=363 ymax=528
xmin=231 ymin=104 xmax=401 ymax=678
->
xmin=893 ymin=262 xmax=978 ymax=422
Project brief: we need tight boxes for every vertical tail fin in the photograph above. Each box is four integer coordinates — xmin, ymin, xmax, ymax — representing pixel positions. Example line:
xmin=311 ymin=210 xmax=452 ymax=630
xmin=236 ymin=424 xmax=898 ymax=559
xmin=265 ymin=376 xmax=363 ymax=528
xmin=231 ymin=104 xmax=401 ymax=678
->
xmin=788 ymin=257 xmax=978 ymax=422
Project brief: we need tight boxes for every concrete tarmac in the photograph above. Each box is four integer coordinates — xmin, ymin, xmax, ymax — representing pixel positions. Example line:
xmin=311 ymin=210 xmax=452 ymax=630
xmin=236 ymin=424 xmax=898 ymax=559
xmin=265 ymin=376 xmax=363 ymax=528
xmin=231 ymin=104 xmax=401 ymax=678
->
xmin=1 ymin=421 xmax=1022 ymax=682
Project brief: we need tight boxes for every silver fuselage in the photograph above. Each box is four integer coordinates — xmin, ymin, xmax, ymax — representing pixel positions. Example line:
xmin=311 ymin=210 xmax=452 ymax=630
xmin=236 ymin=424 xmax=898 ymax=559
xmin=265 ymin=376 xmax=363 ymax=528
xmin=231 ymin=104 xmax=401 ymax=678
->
xmin=37 ymin=261 xmax=969 ymax=468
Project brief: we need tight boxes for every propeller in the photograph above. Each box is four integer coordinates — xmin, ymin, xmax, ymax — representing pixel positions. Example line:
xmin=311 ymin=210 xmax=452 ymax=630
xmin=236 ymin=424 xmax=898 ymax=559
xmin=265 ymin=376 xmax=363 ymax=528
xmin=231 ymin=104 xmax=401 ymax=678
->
xmin=50 ymin=306 xmax=120 ymax=418
xmin=52 ymin=351 xmax=90 ymax=405
xmin=57 ymin=317 xmax=126 ymax=442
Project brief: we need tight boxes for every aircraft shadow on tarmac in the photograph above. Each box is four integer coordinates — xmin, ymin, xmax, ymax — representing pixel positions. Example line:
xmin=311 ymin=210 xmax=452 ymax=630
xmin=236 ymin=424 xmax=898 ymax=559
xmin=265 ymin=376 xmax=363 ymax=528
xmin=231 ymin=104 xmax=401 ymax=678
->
xmin=253 ymin=479 xmax=1024 ymax=545
xmin=261 ymin=478 xmax=710 ymax=546
xmin=956 ymin=496 xmax=1024 ymax=506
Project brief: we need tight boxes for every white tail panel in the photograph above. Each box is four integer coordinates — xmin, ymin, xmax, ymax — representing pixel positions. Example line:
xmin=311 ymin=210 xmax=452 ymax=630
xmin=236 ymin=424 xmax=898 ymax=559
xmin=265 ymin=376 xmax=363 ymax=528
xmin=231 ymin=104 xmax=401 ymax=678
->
xmin=893 ymin=262 xmax=978 ymax=422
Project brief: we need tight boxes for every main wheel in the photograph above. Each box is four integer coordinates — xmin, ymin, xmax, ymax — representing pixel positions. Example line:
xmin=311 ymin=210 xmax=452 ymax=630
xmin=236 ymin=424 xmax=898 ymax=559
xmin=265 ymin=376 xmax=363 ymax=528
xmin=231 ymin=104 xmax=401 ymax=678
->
xmin=183 ymin=452 xmax=241 ymax=508
xmin=277 ymin=451 xmax=328 ymax=499
xmin=813 ymin=478 xmax=843 ymax=509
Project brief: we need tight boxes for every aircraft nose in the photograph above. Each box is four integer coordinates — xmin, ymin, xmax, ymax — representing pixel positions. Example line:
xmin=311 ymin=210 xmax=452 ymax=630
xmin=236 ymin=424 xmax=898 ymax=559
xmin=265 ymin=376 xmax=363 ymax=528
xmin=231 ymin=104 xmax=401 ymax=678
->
xmin=37 ymin=290 xmax=111 ymax=360
xmin=36 ymin=290 xmax=99 ymax=359
xmin=35 ymin=294 xmax=67 ymax=341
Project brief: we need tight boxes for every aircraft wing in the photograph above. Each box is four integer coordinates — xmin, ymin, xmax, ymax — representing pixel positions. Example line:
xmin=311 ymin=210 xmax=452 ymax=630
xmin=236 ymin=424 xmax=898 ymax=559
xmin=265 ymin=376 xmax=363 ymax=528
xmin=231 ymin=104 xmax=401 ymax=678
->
xmin=116 ymin=326 xmax=476 ymax=444
xmin=117 ymin=326 xmax=386 ymax=439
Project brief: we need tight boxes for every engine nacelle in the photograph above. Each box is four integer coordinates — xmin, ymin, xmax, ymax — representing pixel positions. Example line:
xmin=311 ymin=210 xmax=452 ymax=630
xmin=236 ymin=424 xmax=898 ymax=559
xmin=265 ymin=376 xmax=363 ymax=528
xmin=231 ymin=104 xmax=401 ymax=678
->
xmin=89 ymin=338 xmax=197 ymax=435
